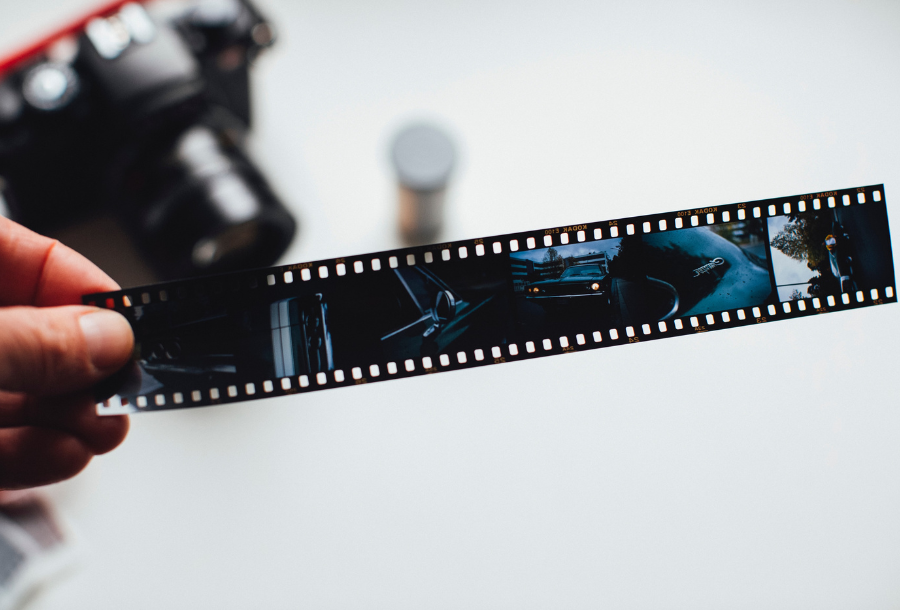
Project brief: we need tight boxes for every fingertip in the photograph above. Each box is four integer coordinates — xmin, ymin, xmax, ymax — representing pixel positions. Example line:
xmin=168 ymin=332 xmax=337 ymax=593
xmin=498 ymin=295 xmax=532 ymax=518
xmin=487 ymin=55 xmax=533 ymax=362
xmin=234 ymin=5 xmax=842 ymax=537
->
xmin=0 ymin=428 xmax=93 ymax=490
xmin=79 ymin=309 xmax=135 ymax=371
xmin=48 ymin=433 xmax=94 ymax=480
xmin=0 ymin=306 xmax=134 ymax=395
xmin=0 ymin=218 xmax=120 ymax=307
xmin=90 ymin=414 xmax=130 ymax=455
xmin=28 ymin=394 xmax=130 ymax=455
xmin=34 ymin=238 xmax=121 ymax=306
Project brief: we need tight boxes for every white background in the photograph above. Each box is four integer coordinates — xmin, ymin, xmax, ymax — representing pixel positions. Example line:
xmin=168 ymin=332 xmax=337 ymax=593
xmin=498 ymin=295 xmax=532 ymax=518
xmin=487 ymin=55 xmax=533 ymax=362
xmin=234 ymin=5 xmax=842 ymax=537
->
xmin=2 ymin=0 xmax=900 ymax=607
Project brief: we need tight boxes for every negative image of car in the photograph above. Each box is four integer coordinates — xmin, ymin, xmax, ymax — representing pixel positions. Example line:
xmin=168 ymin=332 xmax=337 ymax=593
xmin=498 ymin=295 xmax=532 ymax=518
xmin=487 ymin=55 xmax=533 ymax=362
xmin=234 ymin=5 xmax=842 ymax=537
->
xmin=523 ymin=264 xmax=611 ymax=306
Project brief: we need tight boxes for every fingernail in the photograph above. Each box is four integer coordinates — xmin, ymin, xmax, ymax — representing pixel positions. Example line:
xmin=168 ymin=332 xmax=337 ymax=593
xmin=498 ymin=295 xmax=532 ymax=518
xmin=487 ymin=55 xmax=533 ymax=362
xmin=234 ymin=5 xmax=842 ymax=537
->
xmin=79 ymin=310 xmax=134 ymax=370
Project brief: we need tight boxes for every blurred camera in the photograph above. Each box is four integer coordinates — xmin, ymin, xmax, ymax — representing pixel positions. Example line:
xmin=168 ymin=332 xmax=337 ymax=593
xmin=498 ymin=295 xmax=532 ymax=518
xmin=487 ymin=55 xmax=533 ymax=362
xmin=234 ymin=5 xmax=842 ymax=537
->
xmin=0 ymin=0 xmax=296 ymax=279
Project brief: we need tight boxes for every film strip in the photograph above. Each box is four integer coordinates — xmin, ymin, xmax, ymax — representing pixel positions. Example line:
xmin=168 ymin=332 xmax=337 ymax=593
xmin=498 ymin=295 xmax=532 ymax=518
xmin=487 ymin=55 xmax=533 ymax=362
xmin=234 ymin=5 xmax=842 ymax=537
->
xmin=86 ymin=185 xmax=896 ymax=415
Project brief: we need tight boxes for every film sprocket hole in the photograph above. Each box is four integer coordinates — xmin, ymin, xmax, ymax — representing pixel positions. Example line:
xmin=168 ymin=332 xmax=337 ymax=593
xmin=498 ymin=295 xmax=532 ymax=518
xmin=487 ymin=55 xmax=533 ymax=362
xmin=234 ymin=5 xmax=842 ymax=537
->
xmin=0 ymin=0 xmax=296 ymax=279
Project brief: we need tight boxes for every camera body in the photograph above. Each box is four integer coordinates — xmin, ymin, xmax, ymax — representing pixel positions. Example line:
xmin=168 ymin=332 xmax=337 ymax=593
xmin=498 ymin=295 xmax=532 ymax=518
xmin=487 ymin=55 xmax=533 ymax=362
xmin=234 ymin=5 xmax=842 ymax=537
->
xmin=0 ymin=0 xmax=296 ymax=279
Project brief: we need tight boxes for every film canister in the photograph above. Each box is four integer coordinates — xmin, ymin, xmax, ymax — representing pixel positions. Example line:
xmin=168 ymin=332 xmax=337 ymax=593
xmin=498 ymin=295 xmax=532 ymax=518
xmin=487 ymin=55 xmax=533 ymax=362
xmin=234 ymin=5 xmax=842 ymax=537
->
xmin=390 ymin=122 xmax=457 ymax=245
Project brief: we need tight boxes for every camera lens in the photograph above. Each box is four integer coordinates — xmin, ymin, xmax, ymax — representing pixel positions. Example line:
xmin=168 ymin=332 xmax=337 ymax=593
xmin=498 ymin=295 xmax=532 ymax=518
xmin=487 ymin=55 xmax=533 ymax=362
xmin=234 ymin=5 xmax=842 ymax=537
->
xmin=192 ymin=221 xmax=260 ymax=267
xmin=130 ymin=126 xmax=296 ymax=278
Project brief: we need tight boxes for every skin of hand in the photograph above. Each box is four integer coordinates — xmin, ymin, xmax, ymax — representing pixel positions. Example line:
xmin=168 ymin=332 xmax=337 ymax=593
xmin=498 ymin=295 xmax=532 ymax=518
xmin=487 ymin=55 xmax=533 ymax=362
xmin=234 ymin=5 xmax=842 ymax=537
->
xmin=0 ymin=216 xmax=132 ymax=490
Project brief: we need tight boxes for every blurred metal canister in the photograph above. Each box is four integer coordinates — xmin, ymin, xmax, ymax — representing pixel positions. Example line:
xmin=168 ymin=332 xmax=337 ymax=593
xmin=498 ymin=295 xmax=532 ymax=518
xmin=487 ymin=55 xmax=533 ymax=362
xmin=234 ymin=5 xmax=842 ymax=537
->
xmin=390 ymin=123 xmax=457 ymax=245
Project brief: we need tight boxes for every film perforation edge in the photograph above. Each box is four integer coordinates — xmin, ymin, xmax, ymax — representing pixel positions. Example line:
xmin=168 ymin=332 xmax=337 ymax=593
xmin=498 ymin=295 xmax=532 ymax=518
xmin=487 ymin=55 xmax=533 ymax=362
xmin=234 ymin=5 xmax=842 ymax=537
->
xmin=85 ymin=184 xmax=896 ymax=414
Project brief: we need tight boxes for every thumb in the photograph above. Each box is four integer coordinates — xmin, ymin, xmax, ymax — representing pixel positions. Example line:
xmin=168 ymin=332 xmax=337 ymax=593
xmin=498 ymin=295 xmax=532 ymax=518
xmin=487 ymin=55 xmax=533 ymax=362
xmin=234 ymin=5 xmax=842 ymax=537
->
xmin=0 ymin=306 xmax=134 ymax=395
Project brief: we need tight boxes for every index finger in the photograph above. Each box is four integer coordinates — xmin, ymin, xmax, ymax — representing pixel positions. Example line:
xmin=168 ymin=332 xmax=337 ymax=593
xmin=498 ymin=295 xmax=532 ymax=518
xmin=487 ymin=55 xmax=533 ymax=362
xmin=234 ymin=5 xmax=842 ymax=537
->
xmin=0 ymin=216 xmax=119 ymax=306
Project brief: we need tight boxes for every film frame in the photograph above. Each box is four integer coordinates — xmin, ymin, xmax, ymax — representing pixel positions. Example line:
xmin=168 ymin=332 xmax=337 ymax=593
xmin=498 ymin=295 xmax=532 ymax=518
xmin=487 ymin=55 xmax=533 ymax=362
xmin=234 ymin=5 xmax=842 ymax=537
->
xmin=86 ymin=184 xmax=896 ymax=415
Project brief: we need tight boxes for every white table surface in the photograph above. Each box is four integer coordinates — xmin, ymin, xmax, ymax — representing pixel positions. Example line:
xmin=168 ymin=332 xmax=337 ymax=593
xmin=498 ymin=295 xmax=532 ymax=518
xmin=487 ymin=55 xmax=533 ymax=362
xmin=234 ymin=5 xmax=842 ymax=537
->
xmin=3 ymin=0 xmax=900 ymax=607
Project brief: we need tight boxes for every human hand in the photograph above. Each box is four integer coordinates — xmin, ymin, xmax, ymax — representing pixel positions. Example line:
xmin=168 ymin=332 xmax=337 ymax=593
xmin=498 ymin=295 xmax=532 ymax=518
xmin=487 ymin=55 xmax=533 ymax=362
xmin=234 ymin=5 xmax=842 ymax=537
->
xmin=0 ymin=216 xmax=132 ymax=489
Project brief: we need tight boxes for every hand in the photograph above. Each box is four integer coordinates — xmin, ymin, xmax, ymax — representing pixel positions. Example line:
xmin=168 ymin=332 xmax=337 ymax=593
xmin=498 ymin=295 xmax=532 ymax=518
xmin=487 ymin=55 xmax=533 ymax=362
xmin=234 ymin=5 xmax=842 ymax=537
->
xmin=0 ymin=216 xmax=132 ymax=490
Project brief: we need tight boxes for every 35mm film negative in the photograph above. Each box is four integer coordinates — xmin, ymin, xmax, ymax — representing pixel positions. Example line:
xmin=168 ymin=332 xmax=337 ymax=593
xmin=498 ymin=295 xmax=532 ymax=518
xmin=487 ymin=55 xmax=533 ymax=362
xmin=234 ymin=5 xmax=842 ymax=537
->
xmin=86 ymin=185 xmax=896 ymax=415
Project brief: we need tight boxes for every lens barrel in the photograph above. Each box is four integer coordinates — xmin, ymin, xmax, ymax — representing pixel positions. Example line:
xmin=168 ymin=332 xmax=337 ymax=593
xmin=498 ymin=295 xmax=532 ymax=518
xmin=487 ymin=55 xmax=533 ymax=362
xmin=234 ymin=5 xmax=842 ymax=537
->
xmin=131 ymin=126 xmax=295 ymax=278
